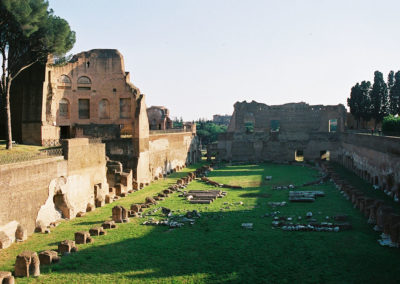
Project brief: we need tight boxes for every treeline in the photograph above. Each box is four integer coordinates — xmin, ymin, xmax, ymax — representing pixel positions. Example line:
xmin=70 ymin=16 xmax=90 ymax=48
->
xmin=347 ymin=70 xmax=400 ymax=128
xmin=172 ymin=118 xmax=227 ymax=146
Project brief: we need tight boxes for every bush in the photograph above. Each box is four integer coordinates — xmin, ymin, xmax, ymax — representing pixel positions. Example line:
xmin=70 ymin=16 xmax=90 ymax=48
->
xmin=382 ymin=115 xmax=400 ymax=136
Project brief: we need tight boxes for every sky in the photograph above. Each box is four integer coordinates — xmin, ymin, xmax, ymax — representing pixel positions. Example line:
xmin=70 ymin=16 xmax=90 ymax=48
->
xmin=50 ymin=0 xmax=400 ymax=121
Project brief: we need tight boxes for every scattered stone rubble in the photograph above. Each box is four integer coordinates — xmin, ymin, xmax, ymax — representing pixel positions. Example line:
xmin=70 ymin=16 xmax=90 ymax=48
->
xmin=267 ymin=210 xmax=352 ymax=232
xmin=321 ymin=163 xmax=400 ymax=247
xmin=272 ymin=184 xmax=295 ymax=190
xmin=142 ymin=210 xmax=201 ymax=228
xmin=200 ymin=177 xmax=242 ymax=189
xmin=0 ymin=271 xmax=14 ymax=283
xmin=289 ymin=191 xmax=325 ymax=202
xmin=183 ymin=190 xmax=227 ymax=204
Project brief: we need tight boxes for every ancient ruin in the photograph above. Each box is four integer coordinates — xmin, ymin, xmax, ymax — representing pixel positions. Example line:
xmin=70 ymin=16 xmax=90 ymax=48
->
xmin=147 ymin=106 xmax=173 ymax=130
xmin=211 ymin=100 xmax=400 ymax=199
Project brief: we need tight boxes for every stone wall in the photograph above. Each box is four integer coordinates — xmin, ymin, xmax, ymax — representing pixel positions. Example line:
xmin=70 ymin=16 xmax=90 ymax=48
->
xmin=335 ymin=133 xmax=400 ymax=197
xmin=7 ymin=49 xmax=143 ymax=145
xmin=148 ymin=132 xmax=200 ymax=180
xmin=215 ymin=101 xmax=346 ymax=162
xmin=0 ymin=138 xmax=108 ymax=248
xmin=104 ymin=131 xmax=200 ymax=186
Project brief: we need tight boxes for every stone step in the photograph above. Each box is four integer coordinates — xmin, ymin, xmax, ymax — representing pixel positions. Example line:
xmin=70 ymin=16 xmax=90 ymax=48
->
xmin=190 ymin=200 xmax=212 ymax=204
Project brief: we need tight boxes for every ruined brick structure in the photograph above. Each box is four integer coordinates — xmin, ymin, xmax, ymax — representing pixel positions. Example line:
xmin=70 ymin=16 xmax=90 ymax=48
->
xmin=147 ymin=106 xmax=173 ymax=130
xmin=8 ymin=49 xmax=200 ymax=187
xmin=0 ymin=138 xmax=109 ymax=248
xmin=214 ymin=101 xmax=346 ymax=161
xmin=10 ymin=49 xmax=141 ymax=145
xmin=213 ymin=114 xmax=231 ymax=126
xmin=213 ymin=100 xmax=400 ymax=199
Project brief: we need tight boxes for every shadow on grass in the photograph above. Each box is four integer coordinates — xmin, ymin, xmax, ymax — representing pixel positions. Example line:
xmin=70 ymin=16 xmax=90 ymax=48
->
xmin=36 ymin=162 xmax=400 ymax=283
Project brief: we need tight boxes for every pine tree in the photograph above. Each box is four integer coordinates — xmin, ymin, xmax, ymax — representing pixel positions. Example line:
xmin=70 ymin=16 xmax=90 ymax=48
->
xmin=347 ymin=83 xmax=363 ymax=128
xmin=0 ymin=0 xmax=75 ymax=149
xmin=389 ymin=71 xmax=400 ymax=115
xmin=370 ymin=71 xmax=389 ymax=127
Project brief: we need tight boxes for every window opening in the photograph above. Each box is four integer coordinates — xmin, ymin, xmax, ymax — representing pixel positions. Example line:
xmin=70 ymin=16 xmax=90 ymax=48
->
xmin=79 ymin=99 xmax=90 ymax=119
xmin=329 ymin=119 xmax=337 ymax=132
xmin=270 ymin=120 xmax=280 ymax=132
xmin=295 ymin=150 xmax=304 ymax=162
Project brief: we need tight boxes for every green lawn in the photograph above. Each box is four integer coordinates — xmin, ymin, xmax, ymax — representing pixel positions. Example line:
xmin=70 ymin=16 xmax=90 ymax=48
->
xmin=1 ymin=162 xmax=400 ymax=283
xmin=0 ymin=140 xmax=58 ymax=165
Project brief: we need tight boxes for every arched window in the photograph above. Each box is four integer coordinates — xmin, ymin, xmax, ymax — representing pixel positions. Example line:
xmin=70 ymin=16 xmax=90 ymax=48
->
xmin=99 ymin=99 xmax=110 ymax=119
xmin=59 ymin=98 xmax=69 ymax=118
xmin=58 ymin=75 xmax=71 ymax=89
xmin=77 ymin=76 xmax=91 ymax=90
xmin=78 ymin=76 xmax=91 ymax=84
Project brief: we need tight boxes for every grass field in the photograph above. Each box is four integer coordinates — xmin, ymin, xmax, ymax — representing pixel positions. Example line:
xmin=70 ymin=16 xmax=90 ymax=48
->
xmin=1 ymin=162 xmax=400 ymax=283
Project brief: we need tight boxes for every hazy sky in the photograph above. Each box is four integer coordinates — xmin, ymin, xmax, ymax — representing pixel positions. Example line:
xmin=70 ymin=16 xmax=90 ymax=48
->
xmin=50 ymin=0 xmax=400 ymax=120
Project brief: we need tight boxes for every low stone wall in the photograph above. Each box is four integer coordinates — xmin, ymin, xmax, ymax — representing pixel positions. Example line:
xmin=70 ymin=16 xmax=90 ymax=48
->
xmin=104 ymin=132 xmax=200 ymax=184
xmin=0 ymin=157 xmax=66 ymax=241
xmin=104 ymin=138 xmax=135 ymax=170
xmin=148 ymin=132 xmax=199 ymax=180
xmin=0 ymin=138 xmax=109 ymax=248
xmin=216 ymin=131 xmax=340 ymax=162
xmin=336 ymin=133 xmax=400 ymax=196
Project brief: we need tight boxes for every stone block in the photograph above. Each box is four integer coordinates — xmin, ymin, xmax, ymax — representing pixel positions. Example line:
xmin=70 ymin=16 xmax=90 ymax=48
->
xmin=0 ymin=232 xmax=12 ymax=249
xmin=112 ymin=206 xmax=129 ymax=223
xmin=76 ymin=211 xmax=86 ymax=217
xmin=35 ymin=221 xmax=47 ymax=233
xmin=102 ymin=220 xmax=117 ymax=229
xmin=0 ymin=271 xmax=14 ymax=284
xmin=115 ymin=184 xmax=125 ymax=196
xmin=377 ymin=206 xmax=395 ymax=228
xmin=89 ymin=227 xmax=106 ymax=236
xmin=95 ymin=197 xmax=105 ymax=208
xmin=105 ymin=194 xmax=113 ymax=204
xmin=145 ymin=197 xmax=156 ymax=205
xmin=75 ymin=231 xmax=92 ymax=244
xmin=86 ymin=203 xmax=95 ymax=212
xmin=384 ymin=214 xmax=400 ymax=235
xmin=130 ymin=204 xmax=141 ymax=213
xmin=14 ymin=251 xmax=40 ymax=277
xmin=58 ymin=240 xmax=77 ymax=254
xmin=38 ymin=250 xmax=59 ymax=265
xmin=15 ymin=225 xmax=27 ymax=242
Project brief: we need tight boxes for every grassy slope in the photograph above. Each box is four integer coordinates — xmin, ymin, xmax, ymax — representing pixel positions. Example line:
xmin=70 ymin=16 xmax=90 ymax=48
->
xmin=1 ymin=162 xmax=400 ymax=283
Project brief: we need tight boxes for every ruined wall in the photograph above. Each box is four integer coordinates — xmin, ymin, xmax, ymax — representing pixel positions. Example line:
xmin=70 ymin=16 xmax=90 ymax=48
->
xmin=9 ymin=62 xmax=46 ymax=144
xmin=0 ymin=138 xmax=108 ymax=247
xmin=147 ymin=106 xmax=172 ymax=130
xmin=335 ymin=133 xmax=400 ymax=197
xmin=216 ymin=101 xmax=346 ymax=162
xmin=104 ymin=138 xmax=135 ymax=170
xmin=0 ymin=157 xmax=66 ymax=240
xmin=148 ymin=132 xmax=200 ymax=180
xmin=8 ymin=49 xmax=143 ymax=145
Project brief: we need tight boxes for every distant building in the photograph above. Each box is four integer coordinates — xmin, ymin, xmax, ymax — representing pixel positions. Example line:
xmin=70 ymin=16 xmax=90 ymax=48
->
xmin=147 ymin=106 xmax=173 ymax=130
xmin=213 ymin=114 xmax=231 ymax=125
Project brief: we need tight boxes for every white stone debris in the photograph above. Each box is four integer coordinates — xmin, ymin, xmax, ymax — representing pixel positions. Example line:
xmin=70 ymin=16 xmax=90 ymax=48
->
xmin=241 ymin=223 xmax=253 ymax=229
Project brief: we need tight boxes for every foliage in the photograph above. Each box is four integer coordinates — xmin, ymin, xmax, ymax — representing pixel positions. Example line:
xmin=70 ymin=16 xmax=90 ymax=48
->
xmin=389 ymin=71 xmax=400 ymax=115
xmin=0 ymin=0 xmax=75 ymax=149
xmin=1 ymin=163 xmax=400 ymax=283
xmin=195 ymin=120 xmax=227 ymax=145
xmin=382 ymin=115 xmax=400 ymax=136
xmin=347 ymin=81 xmax=372 ymax=126
xmin=370 ymin=71 xmax=389 ymax=126
xmin=347 ymin=70 xmax=400 ymax=127
xmin=172 ymin=117 xmax=183 ymax=128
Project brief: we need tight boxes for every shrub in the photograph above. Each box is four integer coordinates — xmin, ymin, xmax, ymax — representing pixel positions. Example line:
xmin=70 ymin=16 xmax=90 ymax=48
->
xmin=382 ymin=115 xmax=400 ymax=136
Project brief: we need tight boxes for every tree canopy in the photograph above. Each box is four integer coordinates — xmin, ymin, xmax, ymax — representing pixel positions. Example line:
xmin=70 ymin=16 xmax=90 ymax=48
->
xmin=0 ymin=0 xmax=75 ymax=149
